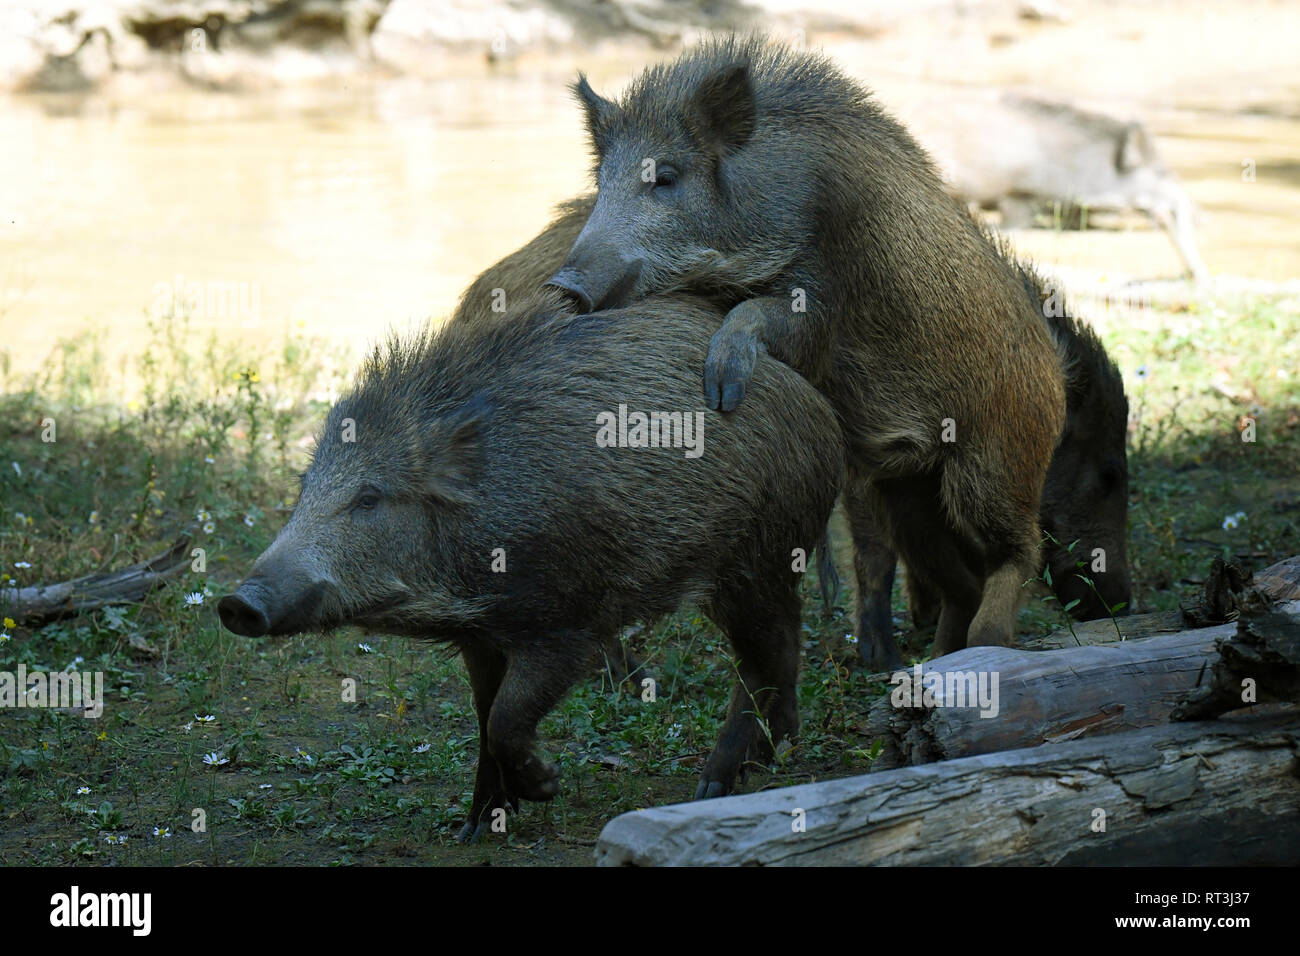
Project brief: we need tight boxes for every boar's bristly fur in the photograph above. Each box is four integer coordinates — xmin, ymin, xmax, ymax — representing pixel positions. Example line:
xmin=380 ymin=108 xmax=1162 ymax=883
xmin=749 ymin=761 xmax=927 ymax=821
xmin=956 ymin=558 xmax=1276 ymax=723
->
xmin=551 ymin=36 xmax=1067 ymax=660
xmin=460 ymin=183 xmax=1131 ymax=667
xmin=220 ymin=288 xmax=843 ymax=840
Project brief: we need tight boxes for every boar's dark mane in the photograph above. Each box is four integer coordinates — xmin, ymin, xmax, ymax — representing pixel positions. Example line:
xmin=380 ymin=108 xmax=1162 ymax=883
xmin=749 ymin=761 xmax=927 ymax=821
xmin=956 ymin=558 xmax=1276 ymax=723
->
xmin=1009 ymin=253 xmax=1128 ymax=422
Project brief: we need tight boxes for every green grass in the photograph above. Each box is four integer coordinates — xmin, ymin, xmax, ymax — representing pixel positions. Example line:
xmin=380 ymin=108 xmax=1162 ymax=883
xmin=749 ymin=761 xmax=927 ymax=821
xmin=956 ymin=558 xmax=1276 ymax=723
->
xmin=0 ymin=293 xmax=1297 ymax=865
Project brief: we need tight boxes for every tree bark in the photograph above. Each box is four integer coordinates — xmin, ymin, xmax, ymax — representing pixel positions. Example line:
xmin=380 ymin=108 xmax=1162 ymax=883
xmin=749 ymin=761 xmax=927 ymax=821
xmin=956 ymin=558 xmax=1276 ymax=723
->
xmin=595 ymin=713 xmax=1300 ymax=866
xmin=1172 ymin=599 xmax=1300 ymax=720
xmin=869 ymin=626 xmax=1218 ymax=769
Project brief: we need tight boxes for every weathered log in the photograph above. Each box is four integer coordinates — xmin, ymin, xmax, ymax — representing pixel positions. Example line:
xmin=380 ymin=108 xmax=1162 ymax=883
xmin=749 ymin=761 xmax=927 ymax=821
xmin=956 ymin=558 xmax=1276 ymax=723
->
xmin=1255 ymin=554 xmax=1300 ymax=601
xmin=2 ymin=533 xmax=194 ymax=624
xmin=869 ymin=629 xmax=1214 ymax=769
xmin=1172 ymin=597 xmax=1300 ymax=720
xmin=1020 ymin=608 xmax=1183 ymax=650
xmin=595 ymin=713 xmax=1300 ymax=866
xmin=869 ymin=600 xmax=1300 ymax=770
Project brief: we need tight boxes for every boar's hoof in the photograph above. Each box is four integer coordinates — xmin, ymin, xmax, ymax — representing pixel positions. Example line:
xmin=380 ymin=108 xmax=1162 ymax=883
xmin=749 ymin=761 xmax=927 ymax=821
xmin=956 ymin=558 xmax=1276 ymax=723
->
xmin=966 ymin=624 xmax=1015 ymax=648
xmin=703 ymin=327 xmax=760 ymax=412
xmin=694 ymin=778 xmax=731 ymax=801
xmin=457 ymin=819 xmax=491 ymax=845
xmin=504 ymin=753 xmax=561 ymax=803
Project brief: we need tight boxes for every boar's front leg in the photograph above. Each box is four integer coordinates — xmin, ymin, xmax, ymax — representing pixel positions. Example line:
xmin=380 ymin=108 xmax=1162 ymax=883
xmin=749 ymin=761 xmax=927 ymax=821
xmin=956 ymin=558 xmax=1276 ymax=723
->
xmin=703 ymin=294 xmax=829 ymax=412
xmin=457 ymin=643 xmax=511 ymax=844
xmin=485 ymin=640 xmax=595 ymax=808
xmin=458 ymin=640 xmax=589 ymax=842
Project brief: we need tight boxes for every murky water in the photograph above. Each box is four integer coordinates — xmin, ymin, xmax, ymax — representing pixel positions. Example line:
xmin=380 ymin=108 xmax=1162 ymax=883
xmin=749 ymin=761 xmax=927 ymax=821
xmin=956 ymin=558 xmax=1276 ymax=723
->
xmin=0 ymin=73 xmax=600 ymax=382
xmin=2 ymin=27 xmax=1299 ymax=387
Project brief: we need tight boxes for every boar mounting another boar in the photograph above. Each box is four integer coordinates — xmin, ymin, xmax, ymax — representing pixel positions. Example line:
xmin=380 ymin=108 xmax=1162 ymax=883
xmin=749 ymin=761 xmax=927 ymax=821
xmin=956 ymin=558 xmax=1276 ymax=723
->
xmin=456 ymin=192 xmax=1132 ymax=672
xmin=546 ymin=36 xmax=1066 ymax=659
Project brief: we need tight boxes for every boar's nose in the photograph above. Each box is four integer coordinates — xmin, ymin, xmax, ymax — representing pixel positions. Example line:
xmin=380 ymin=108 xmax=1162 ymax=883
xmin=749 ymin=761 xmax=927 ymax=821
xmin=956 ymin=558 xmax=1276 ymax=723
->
xmin=544 ymin=268 xmax=594 ymax=313
xmin=218 ymin=590 xmax=271 ymax=637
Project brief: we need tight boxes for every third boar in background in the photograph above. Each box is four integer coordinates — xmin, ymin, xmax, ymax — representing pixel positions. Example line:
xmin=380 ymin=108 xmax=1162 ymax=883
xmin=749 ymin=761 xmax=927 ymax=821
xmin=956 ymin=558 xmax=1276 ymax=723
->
xmin=219 ymin=290 xmax=843 ymax=839
xmin=546 ymin=37 xmax=1066 ymax=658
xmin=910 ymin=91 xmax=1208 ymax=281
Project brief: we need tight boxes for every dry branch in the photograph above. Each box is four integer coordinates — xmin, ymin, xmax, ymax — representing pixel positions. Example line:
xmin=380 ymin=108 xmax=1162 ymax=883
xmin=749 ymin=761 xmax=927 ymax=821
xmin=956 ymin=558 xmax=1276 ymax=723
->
xmin=4 ymin=533 xmax=194 ymax=624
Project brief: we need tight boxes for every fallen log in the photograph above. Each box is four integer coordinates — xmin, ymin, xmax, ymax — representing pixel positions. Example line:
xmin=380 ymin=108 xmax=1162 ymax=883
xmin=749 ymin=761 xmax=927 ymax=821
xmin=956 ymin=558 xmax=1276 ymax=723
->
xmin=2 ymin=533 xmax=194 ymax=624
xmin=1255 ymin=554 xmax=1300 ymax=601
xmin=595 ymin=713 xmax=1300 ymax=866
xmin=869 ymin=629 xmax=1215 ymax=769
xmin=1021 ymin=609 xmax=1182 ymax=649
xmin=868 ymin=599 xmax=1300 ymax=770
xmin=1173 ymin=597 xmax=1300 ymax=720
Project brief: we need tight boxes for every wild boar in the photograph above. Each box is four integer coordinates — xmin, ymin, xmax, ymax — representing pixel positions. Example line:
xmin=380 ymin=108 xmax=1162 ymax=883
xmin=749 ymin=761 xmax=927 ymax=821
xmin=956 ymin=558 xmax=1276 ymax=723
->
xmin=218 ymin=289 xmax=842 ymax=839
xmin=545 ymin=37 xmax=1066 ymax=658
xmin=913 ymin=91 xmax=1208 ymax=280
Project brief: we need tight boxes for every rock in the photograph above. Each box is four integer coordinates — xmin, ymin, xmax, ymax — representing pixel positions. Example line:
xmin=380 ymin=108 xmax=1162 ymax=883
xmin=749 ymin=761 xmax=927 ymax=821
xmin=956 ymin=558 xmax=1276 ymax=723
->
xmin=1 ymin=1 xmax=131 ymax=92
xmin=371 ymin=0 xmax=574 ymax=70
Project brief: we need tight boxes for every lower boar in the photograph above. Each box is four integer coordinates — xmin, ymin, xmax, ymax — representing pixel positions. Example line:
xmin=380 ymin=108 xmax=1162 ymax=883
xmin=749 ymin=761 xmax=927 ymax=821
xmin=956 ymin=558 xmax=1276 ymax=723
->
xmin=218 ymin=289 xmax=842 ymax=840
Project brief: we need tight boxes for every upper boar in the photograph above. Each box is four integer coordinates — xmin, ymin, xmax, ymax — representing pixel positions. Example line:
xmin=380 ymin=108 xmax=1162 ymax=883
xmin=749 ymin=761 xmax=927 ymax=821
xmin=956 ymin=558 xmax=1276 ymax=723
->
xmin=545 ymin=37 xmax=1065 ymax=658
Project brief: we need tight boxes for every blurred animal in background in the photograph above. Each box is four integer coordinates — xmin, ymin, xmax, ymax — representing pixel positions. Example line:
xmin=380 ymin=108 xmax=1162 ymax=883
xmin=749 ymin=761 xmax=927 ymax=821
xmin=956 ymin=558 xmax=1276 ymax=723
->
xmin=911 ymin=91 xmax=1208 ymax=281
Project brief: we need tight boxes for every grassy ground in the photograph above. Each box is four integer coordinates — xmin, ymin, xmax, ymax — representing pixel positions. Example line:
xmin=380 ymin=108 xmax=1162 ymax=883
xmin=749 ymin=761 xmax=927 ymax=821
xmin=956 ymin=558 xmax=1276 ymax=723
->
xmin=1 ymin=293 xmax=1297 ymax=866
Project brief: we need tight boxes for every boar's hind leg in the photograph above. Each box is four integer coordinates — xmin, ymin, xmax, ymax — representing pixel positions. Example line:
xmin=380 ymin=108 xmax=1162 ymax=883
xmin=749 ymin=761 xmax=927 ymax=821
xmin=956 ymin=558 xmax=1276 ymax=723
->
xmin=695 ymin=584 xmax=802 ymax=800
xmin=457 ymin=643 xmax=510 ymax=844
xmin=875 ymin=474 xmax=984 ymax=659
xmin=485 ymin=641 xmax=595 ymax=806
xmin=943 ymin=456 xmax=1045 ymax=649
xmin=843 ymin=485 xmax=903 ymax=672
xmin=904 ymin=566 xmax=941 ymax=629
xmin=966 ymin=522 xmax=1041 ymax=648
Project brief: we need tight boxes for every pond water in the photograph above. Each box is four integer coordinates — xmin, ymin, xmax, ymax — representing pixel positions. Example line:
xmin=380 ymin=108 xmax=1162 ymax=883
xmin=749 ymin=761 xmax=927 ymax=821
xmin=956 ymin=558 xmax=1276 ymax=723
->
xmin=1 ymin=29 xmax=1298 ymax=388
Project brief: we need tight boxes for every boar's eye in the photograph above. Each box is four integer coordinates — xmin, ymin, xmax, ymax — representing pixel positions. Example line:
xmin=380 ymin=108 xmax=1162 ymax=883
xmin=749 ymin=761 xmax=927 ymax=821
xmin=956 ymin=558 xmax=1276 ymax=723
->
xmin=653 ymin=165 xmax=680 ymax=191
xmin=350 ymin=488 xmax=381 ymax=513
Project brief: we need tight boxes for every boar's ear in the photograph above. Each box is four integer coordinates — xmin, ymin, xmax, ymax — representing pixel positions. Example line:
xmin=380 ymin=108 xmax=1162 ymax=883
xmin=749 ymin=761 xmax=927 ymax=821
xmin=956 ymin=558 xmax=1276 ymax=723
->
xmin=685 ymin=62 xmax=755 ymax=159
xmin=573 ymin=73 xmax=618 ymax=150
xmin=1116 ymin=122 xmax=1150 ymax=173
xmin=422 ymin=392 xmax=491 ymax=506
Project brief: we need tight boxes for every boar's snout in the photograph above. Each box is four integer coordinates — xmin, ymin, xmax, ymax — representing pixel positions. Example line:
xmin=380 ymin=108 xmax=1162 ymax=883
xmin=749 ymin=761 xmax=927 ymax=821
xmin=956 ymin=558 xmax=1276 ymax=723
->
xmin=218 ymin=577 xmax=330 ymax=637
xmin=544 ymin=267 xmax=595 ymax=313
xmin=545 ymin=255 xmax=642 ymax=314
xmin=218 ymin=589 xmax=271 ymax=637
